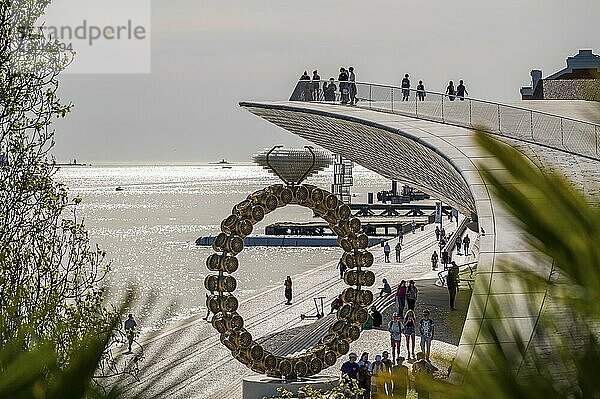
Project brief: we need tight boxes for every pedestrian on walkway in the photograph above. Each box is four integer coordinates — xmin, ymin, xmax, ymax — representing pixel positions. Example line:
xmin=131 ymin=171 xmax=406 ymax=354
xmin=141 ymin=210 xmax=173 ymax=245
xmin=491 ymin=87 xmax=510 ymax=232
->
xmin=330 ymin=294 xmax=343 ymax=314
xmin=446 ymin=80 xmax=456 ymax=101
xmin=411 ymin=220 xmax=416 ymax=234
xmin=203 ymin=290 xmax=214 ymax=321
xmin=391 ymin=357 xmax=409 ymax=398
xmin=124 ymin=314 xmax=137 ymax=354
xmin=341 ymin=352 xmax=360 ymax=382
xmin=299 ymin=71 xmax=311 ymax=101
xmin=338 ymin=67 xmax=349 ymax=105
xmin=441 ymin=249 xmax=449 ymax=270
xmin=388 ymin=312 xmax=404 ymax=361
xmin=431 ymin=251 xmax=438 ymax=270
xmin=324 ymin=78 xmax=336 ymax=101
xmin=284 ymin=276 xmax=293 ymax=305
xmin=403 ymin=309 xmax=417 ymax=360
xmin=447 ymin=262 xmax=460 ymax=310
xmin=398 ymin=227 xmax=404 ymax=244
xmin=357 ymin=352 xmax=372 ymax=398
xmin=456 ymin=79 xmax=468 ymax=100
xmin=406 ymin=280 xmax=418 ymax=310
xmin=396 ymin=280 xmax=407 ymax=316
xmin=413 ymin=351 xmax=437 ymax=398
xmin=455 ymin=235 xmax=463 ymax=255
xmin=435 ymin=225 xmax=440 ymax=242
xmin=371 ymin=305 xmax=383 ymax=327
xmin=401 ymin=73 xmax=410 ymax=101
xmin=417 ymin=80 xmax=426 ymax=101
xmin=395 ymin=241 xmax=402 ymax=262
xmin=337 ymin=260 xmax=347 ymax=279
xmin=384 ymin=242 xmax=391 ymax=263
xmin=419 ymin=309 xmax=435 ymax=361
xmin=380 ymin=278 xmax=392 ymax=297
xmin=348 ymin=66 xmax=358 ymax=105
xmin=381 ymin=351 xmax=394 ymax=395
xmin=311 ymin=70 xmax=321 ymax=100
xmin=463 ymin=234 xmax=471 ymax=255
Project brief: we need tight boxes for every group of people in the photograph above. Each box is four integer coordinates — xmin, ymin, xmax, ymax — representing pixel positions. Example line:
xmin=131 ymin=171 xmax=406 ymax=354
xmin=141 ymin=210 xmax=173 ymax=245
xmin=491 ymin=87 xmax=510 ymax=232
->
xmin=299 ymin=68 xmax=470 ymax=105
xmin=341 ymin=347 xmax=437 ymax=398
xmin=298 ymin=66 xmax=358 ymax=105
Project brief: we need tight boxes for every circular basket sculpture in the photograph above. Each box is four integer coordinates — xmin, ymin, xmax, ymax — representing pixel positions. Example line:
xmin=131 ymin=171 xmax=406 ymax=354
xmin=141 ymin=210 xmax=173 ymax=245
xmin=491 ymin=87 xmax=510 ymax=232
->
xmin=205 ymin=183 xmax=375 ymax=379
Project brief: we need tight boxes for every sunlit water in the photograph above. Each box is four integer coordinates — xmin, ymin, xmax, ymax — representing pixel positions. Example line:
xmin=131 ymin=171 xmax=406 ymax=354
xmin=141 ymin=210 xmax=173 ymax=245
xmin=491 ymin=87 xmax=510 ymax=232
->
xmin=56 ymin=164 xmax=390 ymax=332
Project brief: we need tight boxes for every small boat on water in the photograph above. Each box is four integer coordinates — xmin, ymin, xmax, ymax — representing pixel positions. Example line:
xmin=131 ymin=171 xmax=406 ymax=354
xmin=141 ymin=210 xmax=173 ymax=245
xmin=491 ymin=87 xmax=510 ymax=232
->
xmin=115 ymin=186 xmax=124 ymax=191
xmin=209 ymin=158 xmax=231 ymax=165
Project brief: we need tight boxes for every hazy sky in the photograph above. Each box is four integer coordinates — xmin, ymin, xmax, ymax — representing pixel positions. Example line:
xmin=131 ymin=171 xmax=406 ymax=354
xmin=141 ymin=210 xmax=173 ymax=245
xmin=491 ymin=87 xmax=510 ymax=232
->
xmin=50 ymin=0 xmax=600 ymax=163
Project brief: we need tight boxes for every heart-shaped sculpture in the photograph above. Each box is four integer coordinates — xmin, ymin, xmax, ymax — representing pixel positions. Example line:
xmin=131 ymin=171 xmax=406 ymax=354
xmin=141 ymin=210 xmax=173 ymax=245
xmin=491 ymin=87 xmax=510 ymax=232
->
xmin=253 ymin=147 xmax=332 ymax=185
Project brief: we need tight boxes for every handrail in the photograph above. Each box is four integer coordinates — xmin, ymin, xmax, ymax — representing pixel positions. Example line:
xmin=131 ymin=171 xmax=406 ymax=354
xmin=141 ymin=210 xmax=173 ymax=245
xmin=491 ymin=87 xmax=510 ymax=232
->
xmin=290 ymin=80 xmax=600 ymax=160
xmin=437 ymin=260 xmax=479 ymax=287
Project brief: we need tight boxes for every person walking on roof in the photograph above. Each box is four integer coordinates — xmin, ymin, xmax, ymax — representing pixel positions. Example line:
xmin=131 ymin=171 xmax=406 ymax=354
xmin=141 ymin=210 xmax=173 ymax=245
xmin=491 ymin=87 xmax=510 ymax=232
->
xmin=417 ymin=80 xmax=426 ymax=101
xmin=401 ymin=74 xmax=410 ymax=101
xmin=384 ymin=242 xmax=391 ymax=263
xmin=446 ymin=80 xmax=456 ymax=101
xmin=348 ymin=66 xmax=358 ymax=105
xmin=447 ymin=261 xmax=460 ymax=310
xmin=388 ymin=312 xmax=404 ymax=361
xmin=406 ymin=280 xmax=418 ymax=311
xmin=396 ymin=280 xmax=407 ymax=316
xmin=395 ymin=240 xmax=402 ymax=262
xmin=284 ymin=276 xmax=293 ymax=305
xmin=456 ymin=79 xmax=468 ymax=100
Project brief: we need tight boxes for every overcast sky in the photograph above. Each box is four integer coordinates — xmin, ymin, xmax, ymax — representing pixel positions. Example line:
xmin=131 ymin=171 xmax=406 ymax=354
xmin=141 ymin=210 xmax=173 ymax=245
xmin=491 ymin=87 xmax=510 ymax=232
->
xmin=50 ymin=0 xmax=600 ymax=163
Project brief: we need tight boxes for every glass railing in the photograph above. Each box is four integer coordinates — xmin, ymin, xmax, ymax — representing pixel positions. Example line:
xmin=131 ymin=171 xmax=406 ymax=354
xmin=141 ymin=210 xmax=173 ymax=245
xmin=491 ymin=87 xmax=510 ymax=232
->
xmin=290 ymin=80 xmax=600 ymax=160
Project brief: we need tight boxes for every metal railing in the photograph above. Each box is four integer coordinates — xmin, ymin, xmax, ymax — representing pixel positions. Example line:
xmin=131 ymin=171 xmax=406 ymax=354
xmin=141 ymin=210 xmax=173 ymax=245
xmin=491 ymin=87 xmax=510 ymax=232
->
xmin=290 ymin=80 xmax=600 ymax=160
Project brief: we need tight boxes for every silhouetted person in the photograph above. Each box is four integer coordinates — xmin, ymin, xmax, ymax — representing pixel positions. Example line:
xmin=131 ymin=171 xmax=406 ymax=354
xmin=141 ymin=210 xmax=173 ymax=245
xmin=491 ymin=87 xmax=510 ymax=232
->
xmin=324 ymin=78 xmax=337 ymax=101
xmin=407 ymin=280 xmax=418 ymax=311
xmin=370 ymin=306 xmax=383 ymax=327
xmin=417 ymin=80 xmax=426 ymax=101
xmin=447 ymin=261 xmax=460 ymax=310
xmin=380 ymin=278 xmax=392 ymax=297
xmin=299 ymin=71 xmax=311 ymax=101
xmin=463 ymin=234 xmax=471 ymax=255
xmin=284 ymin=276 xmax=292 ymax=304
xmin=391 ymin=356 xmax=409 ymax=398
xmin=446 ymin=80 xmax=456 ymax=101
xmin=124 ymin=314 xmax=137 ymax=353
xmin=456 ymin=79 xmax=468 ymax=100
xmin=348 ymin=66 xmax=358 ymax=105
xmin=431 ymin=250 xmax=438 ymax=270
xmin=338 ymin=67 xmax=349 ymax=105
xmin=330 ymin=294 xmax=343 ymax=314
xmin=441 ymin=248 xmax=449 ymax=270
xmin=311 ymin=70 xmax=321 ymax=100
xmin=401 ymin=73 xmax=410 ymax=101
xmin=384 ymin=242 xmax=391 ymax=263
xmin=337 ymin=259 xmax=347 ymax=279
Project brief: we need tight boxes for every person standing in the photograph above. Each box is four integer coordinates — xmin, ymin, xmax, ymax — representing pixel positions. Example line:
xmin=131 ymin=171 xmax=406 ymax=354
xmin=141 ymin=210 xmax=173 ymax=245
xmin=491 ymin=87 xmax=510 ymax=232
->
xmin=284 ymin=276 xmax=293 ymax=305
xmin=311 ymin=70 xmax=321 ymax=100
xmin=416 ymin=80 xmax=426 ymax=101
xmin=463 ymin=234 xmax=471 ymax=255
xmin=388 ymin=312 xmax=404 ymax=361
xmin=396 ymin=280 xmax=407 ymax=316
xmin=381 ymin=351 xmax=394 ymax=395
xmin=338 ymin=67 xmax=349 ymax=105
xmin=384 ymin=242 xmax=391 ymax=263
xmin=370 ymin=306 xmax=383 ymax=327
xmin=406 ymin=280 xmax=418 ymax=311
xmin=337 ymin=259 xmax=347 ymax=279
xmin=391 ymin=356 xmax=409 ymax=399
xmin=401 ymin=73 xmax=410 ymax=101
xmin=395 ymin=241 xmax=402 ymax=262
xmin=445 ymin=80 xmax=456 ymax=101
xmin=348 ymin=66 xmax=358 ymax=105
xmin=434 ymin=225 xmax=440 ymax=242
xmin=447 ymin=262 xmax=460 ymax=310
xmin=341 ymin=352 xmax=360 ymax=383
xmin=203 ymin=290 xmax=214 ymax=321
xmin=299 ymin=71 xmax=311 ymax=101
xmin=411 ymin=220 xmax=416 ymax=234
xmin=124 ymin=314 xmax=137 ymax=354
xmin=455 ymin=235 xmax=463 ymax=255
xmin=357 ymin=352 xmax=372 ymax=398
xmin=456 ymin=79 xmax=468 ymax=100
xmin=441 ymin=249 xmax=449 ymax=270
xmin=398 ymin=228 xmax=404 ymax=244
xmin=419 ymin=309 xmax=435 ymax=361
xmin=403 ymin=310 xmax=417 ymax=359
xmin=412 ymin=352 xmax=437 ymax=399
xmin=431 ymin=251 xmax=438 ymax=270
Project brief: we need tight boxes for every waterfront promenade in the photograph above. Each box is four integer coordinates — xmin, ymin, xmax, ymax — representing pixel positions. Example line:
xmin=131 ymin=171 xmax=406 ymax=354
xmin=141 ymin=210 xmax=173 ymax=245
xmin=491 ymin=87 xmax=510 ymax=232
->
xmin=125 ymin=217 xmax=471 ymax=398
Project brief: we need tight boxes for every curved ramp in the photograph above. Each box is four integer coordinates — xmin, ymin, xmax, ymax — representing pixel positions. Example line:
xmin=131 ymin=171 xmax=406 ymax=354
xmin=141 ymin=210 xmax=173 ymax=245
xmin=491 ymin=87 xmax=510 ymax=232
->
xmin=240 ymin=99 xmax=600 ymax=377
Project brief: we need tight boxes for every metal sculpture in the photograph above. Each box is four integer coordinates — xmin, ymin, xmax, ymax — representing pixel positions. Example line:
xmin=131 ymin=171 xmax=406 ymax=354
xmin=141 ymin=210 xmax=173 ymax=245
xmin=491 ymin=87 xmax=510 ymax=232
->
xmin=205 ymin=147 xmax=375 ymax=379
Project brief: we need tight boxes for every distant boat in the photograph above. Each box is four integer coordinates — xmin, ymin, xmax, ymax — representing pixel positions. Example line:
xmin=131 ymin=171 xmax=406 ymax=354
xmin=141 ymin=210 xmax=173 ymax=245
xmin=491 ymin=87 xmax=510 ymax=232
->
xmin=115 ymin=186 xmax=124 ymax=191
xmin=209 ymin=159 xmax=231 ymax=165
xmin=221 ymin=165 xmax=232 ymax=169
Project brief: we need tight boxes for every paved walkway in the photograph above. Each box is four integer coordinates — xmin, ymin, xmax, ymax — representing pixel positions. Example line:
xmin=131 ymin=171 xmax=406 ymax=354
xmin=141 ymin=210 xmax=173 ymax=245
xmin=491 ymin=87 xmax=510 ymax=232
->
xmin=120 ymin=216 xmax=471 ymax=398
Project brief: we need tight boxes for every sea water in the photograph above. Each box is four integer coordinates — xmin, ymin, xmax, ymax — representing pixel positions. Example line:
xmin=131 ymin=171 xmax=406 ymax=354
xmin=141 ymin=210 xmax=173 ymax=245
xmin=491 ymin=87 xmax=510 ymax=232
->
xmin=56 ymin=164 xmax=390 ymax=331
